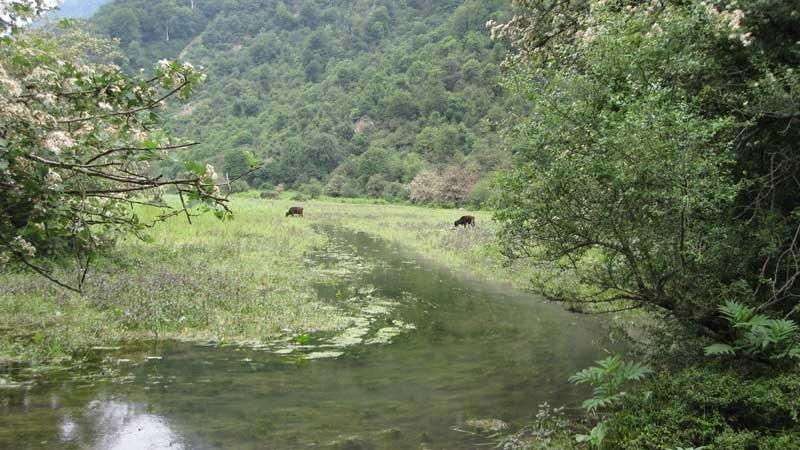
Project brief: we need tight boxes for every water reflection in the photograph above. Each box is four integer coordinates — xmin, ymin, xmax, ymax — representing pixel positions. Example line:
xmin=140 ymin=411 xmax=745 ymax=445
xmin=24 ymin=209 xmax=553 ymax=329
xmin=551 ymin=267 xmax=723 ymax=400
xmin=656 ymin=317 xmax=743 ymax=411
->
xmin=85 ymin=400 xmax=185 ymax=450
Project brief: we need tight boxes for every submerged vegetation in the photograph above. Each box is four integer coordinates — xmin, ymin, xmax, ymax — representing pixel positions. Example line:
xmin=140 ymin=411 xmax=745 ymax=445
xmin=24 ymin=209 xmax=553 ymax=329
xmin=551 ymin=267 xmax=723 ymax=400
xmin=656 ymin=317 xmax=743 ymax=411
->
xmin=0 ymin=197 xmax=481 ymax=366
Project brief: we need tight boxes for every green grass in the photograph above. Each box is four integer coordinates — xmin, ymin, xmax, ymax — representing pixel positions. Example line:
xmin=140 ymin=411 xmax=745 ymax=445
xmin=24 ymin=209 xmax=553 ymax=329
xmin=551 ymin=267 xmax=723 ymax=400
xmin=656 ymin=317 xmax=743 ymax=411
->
xmin=0 ymin=197 xmax=351 ymax=365
xmin=0 ymin=194 xmax=551 ymax=367
xmin=0 ymin=194 xmax=633 ymax=367
xmin=301 ymin=200 xmax=536 ymax=288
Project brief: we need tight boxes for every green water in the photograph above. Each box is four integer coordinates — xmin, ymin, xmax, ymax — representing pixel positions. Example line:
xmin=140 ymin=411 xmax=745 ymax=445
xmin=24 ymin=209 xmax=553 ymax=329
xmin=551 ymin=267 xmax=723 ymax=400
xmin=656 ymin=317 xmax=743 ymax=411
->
xmin=0 ymin=227 xmax=613 ymax=449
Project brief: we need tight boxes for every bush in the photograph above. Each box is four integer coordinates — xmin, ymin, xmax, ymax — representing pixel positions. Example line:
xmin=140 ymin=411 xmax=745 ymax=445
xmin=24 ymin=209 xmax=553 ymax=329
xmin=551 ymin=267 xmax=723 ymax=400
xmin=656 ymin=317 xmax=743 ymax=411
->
xmin=604 ymin=367 xmax=800 ymax=450
xmin=227 ymin=179 xmax=250 ymax=194
xmin=466 ymin=175 xmax=498 ymax=209
xmin=365 ymin=174 xmax=388 ymax=198
xmin=289 ymin=192 xmax=309 ymax=201
xmin=409 ymin=165 xmax=479 ymax=205
xmin=259 ymin=190 xmax=280 ymax=199
xmin=297 ymin=179 xmax=324 ymax=199
xmin=382 ymin=182 xmax=409 ymax=202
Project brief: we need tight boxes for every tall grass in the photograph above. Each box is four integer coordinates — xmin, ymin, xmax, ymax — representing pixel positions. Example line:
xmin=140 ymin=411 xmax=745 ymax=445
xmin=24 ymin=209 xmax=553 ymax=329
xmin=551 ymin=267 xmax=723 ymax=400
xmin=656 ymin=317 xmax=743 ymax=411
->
xmin=0 ymin=198 xmax=349 ymax=365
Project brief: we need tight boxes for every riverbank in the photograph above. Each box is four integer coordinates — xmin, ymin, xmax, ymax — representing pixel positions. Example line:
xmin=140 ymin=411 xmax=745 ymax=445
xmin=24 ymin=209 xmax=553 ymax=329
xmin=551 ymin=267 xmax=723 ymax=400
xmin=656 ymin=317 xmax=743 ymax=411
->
xmin=0 ymin=198 xmax=612 ymax=449
xmin=0 ymin=197 xmax=510 ymax=367
xmin=0 ymin=198 xmax=352 ymax=366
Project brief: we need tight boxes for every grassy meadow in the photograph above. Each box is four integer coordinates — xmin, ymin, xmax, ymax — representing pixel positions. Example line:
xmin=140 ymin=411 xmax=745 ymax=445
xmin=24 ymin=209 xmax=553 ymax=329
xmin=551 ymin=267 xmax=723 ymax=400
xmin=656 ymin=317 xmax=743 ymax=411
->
xmin=0 ymin=197 xmax=343 ymax=365
xmin=0 ymin=195 xmax=526 ymax=367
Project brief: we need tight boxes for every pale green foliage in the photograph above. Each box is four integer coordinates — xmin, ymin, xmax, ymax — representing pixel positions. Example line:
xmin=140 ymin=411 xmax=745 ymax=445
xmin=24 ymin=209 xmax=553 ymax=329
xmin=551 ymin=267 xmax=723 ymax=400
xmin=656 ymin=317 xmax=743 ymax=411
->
xmin=575 ymin=421 xmax=608 ymax=449
xmin=704 ymin=301 xmax=800 ymax=362
xmin=570 ymin=355 xmax=652 ymax=448
xmin=569 ymin=355 xmax=652 ymax=413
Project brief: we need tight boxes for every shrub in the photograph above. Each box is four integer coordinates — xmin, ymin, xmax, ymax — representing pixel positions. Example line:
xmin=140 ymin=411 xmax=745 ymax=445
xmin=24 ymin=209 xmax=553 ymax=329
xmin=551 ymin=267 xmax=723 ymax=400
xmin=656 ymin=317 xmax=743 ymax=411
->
xmin=365 ymin=174 xmax=388 ymax=198
xmin=466 ymin=175 xmax=498 ymax=209
xmin=604 ymin=367 xmax=800 ymax=450
xmin=297 ymin=179 xmax=324 ymax=199
xmin=259 ymin=190 xmax=280 ymax=199
xmin=382 ymin=182 xmax=409 ymax=202
xmin=409 ymin=165 xmax=479 ymax=205
xmin=227 ymin=179 xmax=250 ymax=194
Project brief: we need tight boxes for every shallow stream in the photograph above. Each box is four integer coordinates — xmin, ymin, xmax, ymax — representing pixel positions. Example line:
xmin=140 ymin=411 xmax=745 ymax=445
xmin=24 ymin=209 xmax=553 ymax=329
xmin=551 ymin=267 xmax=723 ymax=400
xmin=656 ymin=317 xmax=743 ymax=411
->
xmin=0 ymin=226 xmax=613 ymax=449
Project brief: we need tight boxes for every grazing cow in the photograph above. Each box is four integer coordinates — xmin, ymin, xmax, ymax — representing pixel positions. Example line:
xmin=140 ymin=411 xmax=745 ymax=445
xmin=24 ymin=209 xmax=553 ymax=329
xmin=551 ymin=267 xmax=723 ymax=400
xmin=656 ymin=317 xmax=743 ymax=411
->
xmin=286 ymin=206 xmax=304 ymax=217
xmin=454 ymin=215 xmax=475 ymax=228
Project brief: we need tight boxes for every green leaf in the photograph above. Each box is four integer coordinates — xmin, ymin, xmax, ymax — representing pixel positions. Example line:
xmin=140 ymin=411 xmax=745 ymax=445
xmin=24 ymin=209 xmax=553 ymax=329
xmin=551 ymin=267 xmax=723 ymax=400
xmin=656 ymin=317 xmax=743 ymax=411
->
xmin=184 ymin=160 xmax=206 ymax=177
xmin=243 ymin=150 xmax=260 ymax=168
xmin=704 ymin=343 xmax=735 ymax=356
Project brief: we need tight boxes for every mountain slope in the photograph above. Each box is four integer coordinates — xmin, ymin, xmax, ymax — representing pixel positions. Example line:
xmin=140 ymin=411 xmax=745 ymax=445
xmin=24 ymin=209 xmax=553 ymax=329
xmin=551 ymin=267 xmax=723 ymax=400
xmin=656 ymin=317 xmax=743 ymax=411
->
xmin=91 ymin=0 xmax=515 ymax=204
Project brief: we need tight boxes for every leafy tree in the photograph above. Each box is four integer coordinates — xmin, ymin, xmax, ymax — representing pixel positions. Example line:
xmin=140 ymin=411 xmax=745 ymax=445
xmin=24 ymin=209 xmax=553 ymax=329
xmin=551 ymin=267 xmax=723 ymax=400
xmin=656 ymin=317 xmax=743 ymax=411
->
xmin=493 ymin=0 xmax=800 ymax=330
xmin=413 ymin=123 xmax=473 ymax=164
xmin=0 ymin=17 xmax=227 ymax=292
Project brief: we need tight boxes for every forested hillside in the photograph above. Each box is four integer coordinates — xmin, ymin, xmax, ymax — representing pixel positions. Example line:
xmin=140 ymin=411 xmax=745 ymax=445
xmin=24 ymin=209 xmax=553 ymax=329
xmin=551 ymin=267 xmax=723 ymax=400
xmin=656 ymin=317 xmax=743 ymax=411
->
xmin=91 ymin=0 xmax=515 ymax=205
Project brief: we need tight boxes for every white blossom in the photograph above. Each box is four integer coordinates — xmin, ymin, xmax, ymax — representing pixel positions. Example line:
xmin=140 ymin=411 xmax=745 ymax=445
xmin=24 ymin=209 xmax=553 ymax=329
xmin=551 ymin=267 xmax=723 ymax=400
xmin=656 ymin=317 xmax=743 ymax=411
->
xmin=44 ymin=168 xmax=62 ymax=186
xmin=11 ymin=236 xmax=36 ymax=257
xmin=43 ymin=131 xmax=74 ymax=154
xmin=205 ymin=164 xmax=219 ymax=182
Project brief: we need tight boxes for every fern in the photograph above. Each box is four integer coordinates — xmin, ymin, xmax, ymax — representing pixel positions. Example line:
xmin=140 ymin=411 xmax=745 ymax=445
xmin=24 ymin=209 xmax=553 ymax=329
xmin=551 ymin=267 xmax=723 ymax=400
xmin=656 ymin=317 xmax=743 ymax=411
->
xmin=570 ymin=355 xmax=652 ymax=413
xmin=719 ymin=300 xmax=754 ymax=324
xmin=703 ymin=343 xmax=735 ymax=356
xmin=704 ymin=301 xmax=800 ymax=363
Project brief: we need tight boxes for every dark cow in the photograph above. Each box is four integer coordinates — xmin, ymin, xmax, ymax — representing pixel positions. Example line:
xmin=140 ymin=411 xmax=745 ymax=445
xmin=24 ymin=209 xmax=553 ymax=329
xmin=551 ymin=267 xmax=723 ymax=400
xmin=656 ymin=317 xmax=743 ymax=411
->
xmin=285 ymin=206 xmax=304 ymax=217
xmin=454 ymin=215 xmax=475 ymax=228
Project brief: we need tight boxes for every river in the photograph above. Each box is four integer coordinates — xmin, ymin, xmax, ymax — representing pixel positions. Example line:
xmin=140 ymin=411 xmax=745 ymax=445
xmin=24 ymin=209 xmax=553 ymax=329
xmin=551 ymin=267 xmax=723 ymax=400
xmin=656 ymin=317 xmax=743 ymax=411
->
xmin=0 ymin=226 xmax=612 ymax=449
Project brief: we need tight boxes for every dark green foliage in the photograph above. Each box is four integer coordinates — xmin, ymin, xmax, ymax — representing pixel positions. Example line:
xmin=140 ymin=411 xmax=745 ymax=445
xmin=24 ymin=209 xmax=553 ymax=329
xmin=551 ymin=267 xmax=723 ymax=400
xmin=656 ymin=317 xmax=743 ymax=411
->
xmin=606 ymin=368 xmax=800 ymax=450
xmin=90 ymin=0 xmax=516 ymax=202
xmin=496 ymin=0 xmax=800 ymax=328
xmin=495 ymin=1 xmax=800 ymax=447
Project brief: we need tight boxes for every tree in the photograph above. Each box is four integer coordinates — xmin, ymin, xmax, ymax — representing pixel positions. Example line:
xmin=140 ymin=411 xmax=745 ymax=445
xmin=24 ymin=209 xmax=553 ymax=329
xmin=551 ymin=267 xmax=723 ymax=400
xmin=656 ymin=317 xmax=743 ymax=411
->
xmin=492 ymin=1 xmax=800 ymax=330
xmin=99 ymin=7 xmax=141 ymax=43
xmin=409 ymin=165 xmax=477 ymax=205
xmin=0 ymin=1 xmax=60 ymax=33
xmin=0 ymin=18 xmax=234 ymax=293
xmin=413 ymin=124 xmax=473 ymax=164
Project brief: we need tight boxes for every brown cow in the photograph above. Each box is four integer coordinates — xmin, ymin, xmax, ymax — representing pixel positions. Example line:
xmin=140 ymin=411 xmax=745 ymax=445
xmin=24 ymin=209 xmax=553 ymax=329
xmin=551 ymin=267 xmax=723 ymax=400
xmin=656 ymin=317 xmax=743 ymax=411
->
xmin=285 ymin=206 xmax=304 ymax=217
xmin=454 ymin=215 xmax=475 ymax=228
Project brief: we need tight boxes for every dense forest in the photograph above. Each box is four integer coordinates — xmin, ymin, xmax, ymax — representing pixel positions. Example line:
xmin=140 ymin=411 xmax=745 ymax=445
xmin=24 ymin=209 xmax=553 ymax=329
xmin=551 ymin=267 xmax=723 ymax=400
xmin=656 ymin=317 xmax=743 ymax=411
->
xmin=91 ymin=0 xmax=517 ymax=206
